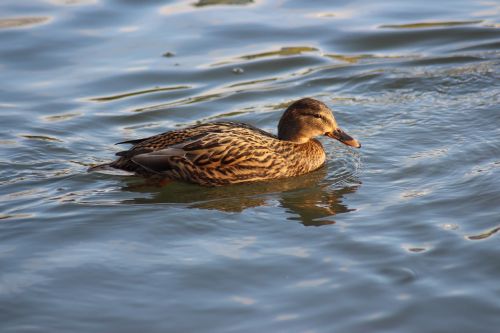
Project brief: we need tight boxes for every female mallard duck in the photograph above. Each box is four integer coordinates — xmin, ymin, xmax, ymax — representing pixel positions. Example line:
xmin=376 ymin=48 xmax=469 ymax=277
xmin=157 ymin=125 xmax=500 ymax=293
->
xmin=89 ymin=98 xmax=360 ymax=186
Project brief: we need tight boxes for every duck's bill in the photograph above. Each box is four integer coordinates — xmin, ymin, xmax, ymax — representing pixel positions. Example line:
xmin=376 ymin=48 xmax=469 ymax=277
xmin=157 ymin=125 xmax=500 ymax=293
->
xmin=326 ymin=128 xmax=361 ymax=148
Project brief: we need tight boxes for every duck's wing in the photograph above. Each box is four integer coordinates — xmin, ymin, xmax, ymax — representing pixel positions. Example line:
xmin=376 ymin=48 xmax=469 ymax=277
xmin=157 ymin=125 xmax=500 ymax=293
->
xmin=129 ymin=130 xmax=286 ymax=185
xmin=131 ymin=131 xmax=276 ymax=171
xmin=114 ymin=132 xmax=208 ymax=160
xmin=115 ymin=122 xmax=272 ymax=156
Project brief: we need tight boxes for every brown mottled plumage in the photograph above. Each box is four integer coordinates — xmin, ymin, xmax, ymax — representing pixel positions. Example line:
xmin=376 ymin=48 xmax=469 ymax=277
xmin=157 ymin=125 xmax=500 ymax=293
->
xmin=89 ymin=98 xmax=360 ymax=186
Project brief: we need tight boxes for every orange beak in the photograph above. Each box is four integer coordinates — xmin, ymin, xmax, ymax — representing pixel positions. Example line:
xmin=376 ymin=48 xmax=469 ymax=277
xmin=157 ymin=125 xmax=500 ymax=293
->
xmin=326 ymin=128 xmax=361 ymax=148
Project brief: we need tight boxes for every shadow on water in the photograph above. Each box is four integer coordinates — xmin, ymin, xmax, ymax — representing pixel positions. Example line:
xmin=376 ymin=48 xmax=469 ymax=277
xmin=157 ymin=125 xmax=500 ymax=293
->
xmin=120 ymin=167 xmax=360 ymax=227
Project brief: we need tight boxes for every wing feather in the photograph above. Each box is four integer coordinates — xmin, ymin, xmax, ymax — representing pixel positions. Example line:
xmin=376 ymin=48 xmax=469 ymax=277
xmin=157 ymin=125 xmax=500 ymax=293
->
xmin=129 ymin=131 xmax=284 ymax=174
xmin=108 ymin=122 xmax=287 ymax=185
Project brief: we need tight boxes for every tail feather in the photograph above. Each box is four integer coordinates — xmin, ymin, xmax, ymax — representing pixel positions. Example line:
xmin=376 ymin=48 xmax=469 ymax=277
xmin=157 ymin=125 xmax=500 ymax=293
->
xmin=88 ymin=163 xmax=135 ymax=176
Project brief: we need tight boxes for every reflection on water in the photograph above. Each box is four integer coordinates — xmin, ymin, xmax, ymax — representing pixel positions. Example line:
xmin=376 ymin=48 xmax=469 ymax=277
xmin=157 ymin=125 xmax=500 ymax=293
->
xmin=279 ymin=185 xmax=357 ymax=226
xmin=122 ymin=167 xmax=360 ymax=226
xmin=0 ymin=17 xmax=51 ymax=30
xmin=379 ymin=20 xmax=483 ymax=29
xmin=194 ymin=0 xmax=255 ymax=7
xmin=90 ymin=85 xmax=191 ymax=102
xmin=467 ymin=226 xmax=500 ymax=240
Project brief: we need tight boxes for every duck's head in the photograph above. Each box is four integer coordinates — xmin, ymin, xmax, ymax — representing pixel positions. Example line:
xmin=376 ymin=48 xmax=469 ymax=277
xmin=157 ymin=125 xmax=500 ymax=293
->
xmin=278 ymin=98 xmax=361 ymax=148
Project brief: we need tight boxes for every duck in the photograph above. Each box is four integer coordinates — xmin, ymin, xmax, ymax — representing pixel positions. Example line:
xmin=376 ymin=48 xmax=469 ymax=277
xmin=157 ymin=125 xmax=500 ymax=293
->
xmin=89 ymin=98 xmax=360 ymax=186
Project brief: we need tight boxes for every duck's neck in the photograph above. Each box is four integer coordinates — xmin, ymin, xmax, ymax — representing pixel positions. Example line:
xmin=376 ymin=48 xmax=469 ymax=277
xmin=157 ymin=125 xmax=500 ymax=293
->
xmin=278 ymin=132 xmax=309 ymax=144
xmin=286 ymin=139 xmax=326 ymax=174
xmin=278 ymin=122 xmax=309 ymax=143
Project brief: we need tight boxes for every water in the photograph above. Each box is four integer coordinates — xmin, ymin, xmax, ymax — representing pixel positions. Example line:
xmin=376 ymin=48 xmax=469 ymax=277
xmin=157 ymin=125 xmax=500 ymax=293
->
xmin=1 ymin=0 xmax=499 ymax=332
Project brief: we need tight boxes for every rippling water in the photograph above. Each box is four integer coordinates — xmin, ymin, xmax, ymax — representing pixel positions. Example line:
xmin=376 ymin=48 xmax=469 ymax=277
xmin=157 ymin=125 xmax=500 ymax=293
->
xmin=1 ymin=0 xmax=500 ymax=332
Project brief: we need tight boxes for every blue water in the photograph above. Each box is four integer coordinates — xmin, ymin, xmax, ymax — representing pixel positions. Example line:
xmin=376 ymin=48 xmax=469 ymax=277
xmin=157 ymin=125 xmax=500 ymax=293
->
xmin=1 ymin=0 xmax=499 ymax=332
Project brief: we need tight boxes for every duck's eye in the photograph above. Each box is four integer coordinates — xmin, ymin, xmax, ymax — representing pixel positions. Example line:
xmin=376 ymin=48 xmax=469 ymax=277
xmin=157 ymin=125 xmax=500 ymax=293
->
xmin=303 ymin=112 xmax=323 ymax=120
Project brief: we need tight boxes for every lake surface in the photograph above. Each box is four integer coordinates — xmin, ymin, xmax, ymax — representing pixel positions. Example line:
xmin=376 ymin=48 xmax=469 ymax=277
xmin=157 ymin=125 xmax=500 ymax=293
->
xmin=1 ymin=0 xmax=500 ymax=332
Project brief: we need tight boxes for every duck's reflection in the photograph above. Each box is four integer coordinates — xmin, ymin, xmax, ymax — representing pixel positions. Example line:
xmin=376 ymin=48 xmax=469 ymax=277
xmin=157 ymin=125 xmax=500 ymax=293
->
xmin=121 ymin=167 xmax=360 ymax=227
xmin=279 ymin=185 xmax=357 ymax=226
